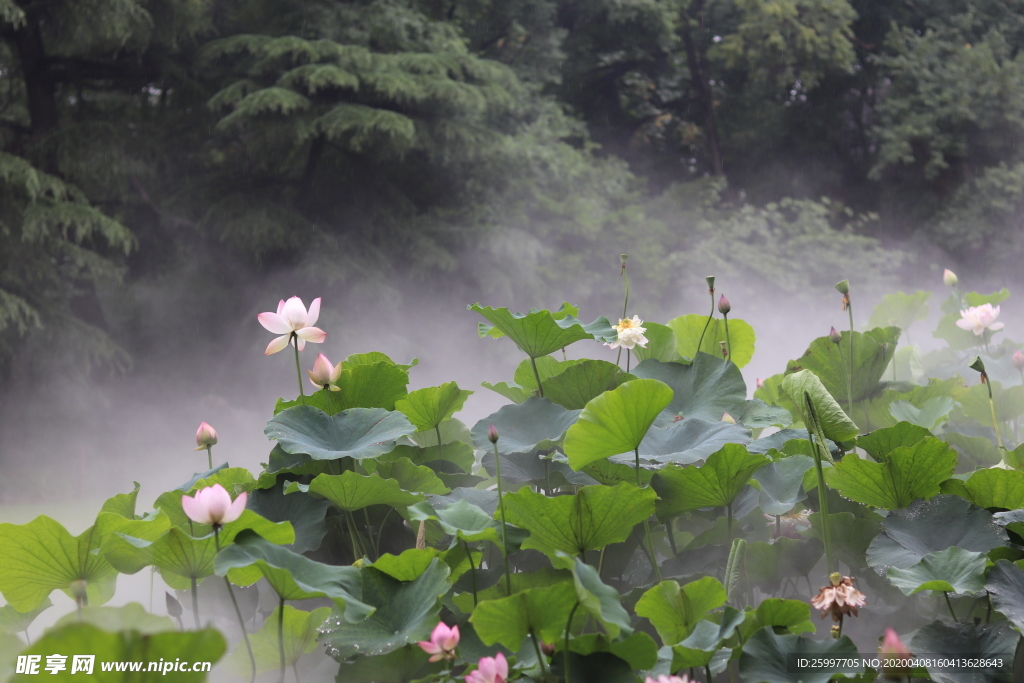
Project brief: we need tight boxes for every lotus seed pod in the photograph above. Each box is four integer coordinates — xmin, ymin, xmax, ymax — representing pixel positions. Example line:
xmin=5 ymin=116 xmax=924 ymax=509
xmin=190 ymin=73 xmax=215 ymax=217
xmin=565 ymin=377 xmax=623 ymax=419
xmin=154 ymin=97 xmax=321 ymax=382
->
xmin=835 ymin=280 xmax=850 ymax=295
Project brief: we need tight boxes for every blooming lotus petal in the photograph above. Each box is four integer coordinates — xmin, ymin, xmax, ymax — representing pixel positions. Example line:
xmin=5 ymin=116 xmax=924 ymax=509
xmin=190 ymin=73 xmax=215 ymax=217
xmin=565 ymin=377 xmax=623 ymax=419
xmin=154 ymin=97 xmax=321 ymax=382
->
xmin=181 ymin=493 xmax=213 ymax=525
xmin=493 ymin=653 xmax=508 ymax=680
xmin=990 ymin=322 xmax=1005 ymax=331
xmin=417 ymin=640 xmax=442 ymax=655
xmin=276 ymin=299 xmax=286 ymax=315
xmin=442 ymin=625 xmax=460 ymax=651
xmin=258 ymin=312 xmax=293 ymax=335
xmin=296 ymin=337 xmax=306 ymax=351
xmin=281 ymin=296 xmax=309 ymax=329
xmin=223 ymin=491 xmax=247 ymax=525
xmin=200 ymin=484 xmax=233 ymax=523
xmin=265 ymin=335 xmax=291 ymax=355
xmin=306 ymin=297 xmax=321 ymax=327
xmin=296 ymin=326 xmax=327 ymax=344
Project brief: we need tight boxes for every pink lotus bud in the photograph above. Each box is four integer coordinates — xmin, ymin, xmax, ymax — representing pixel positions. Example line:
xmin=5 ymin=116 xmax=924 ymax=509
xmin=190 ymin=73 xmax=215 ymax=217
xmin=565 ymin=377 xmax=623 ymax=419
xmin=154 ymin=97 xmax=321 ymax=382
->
xmin=181 ymin=484 xmax=247 ymax=527
xmin=1014 ymin=350 xmax=1024 ymax=371
xmin=417 ymin=622 xmax=460 ymax=662
xmin=465 ymin=653 xmax=508 ymax=683
xmin=943 ymin=269 xmax=958 ymax=287
xmin=718 ymin=294 xmax=731 ymax=315
xmin=645 ymin=676 xmax=691 ymax=683
xmin=194 ymin=422 xmax=218 ymax=451
xmin=722 ymin=412 xmax=736 ymax=424
xmin=830 ymin=327 xmax=842 ymax=344
xmin=880 ymin=628 xmax=911 ymax=678
xmin=540 ymin=641 xmax=555 ymax=656
xmin=307 ymin=353 xmax=342 ymax=388
xmin=488 ymin=424 xmax=499 ymax=444
xmin=756 ymin=378 xmax=764 ymax=389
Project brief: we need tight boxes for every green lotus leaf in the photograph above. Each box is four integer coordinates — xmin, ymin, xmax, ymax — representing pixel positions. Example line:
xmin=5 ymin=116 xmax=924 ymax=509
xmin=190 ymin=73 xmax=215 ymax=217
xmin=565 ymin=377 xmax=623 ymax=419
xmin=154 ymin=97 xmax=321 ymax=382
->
xmin=632 ymin=356 xmax=747 ymax=423
xmin=318 ymin=559 xmax=451 ymax=659
xmin=384 ymin=441 xmax=476 ymax=474
xmin=215 ymin=530 xmax=371 ymax=621
xmin=886 ymin=546 xmax=986 ymax=595
xmin=635 ymin=576 xmax=726 ymax=645
xmin=985 ymin=560 xmax=1024 ymax=633
xmin=958 ymin=468 xmax=1024 ymax=510
xmin=805 ymin=512 xmax=882 ymax=570
xmin=340 ymin=351 xmax=417 ymax=371
xmin=632 ymin=322 xmax=684 ymax=363
xmin=247 ymin=479 xmax=330 ymax=554
xmin=276 ymin=360 xmax=410 ymax=414
xmin=856 ymin=422 xmax=932 ymax=462
xmin=671 ymin=607 xmax=745 ymax=668
xmin=227 ymin=605 xmax=330 ymax=675
xmin=10 ymin=623 xmax=226 ymax=682
xmin=652 ymin=444 xmax=770 ymax=520
xmin=563 ymin=632 xmax=660 ymax=670
xmin=551 ymin=553 xmax=633 ymax=639
xmin=370 ymin=548 xmax=440 ymax=582
xmin=0 ymin=599 xmax=51 ymax=635
xmin=866 ymin=495 xmax=1007 ymax=572
xmin=825 ymin=436 xmax=956 ymax=509
xmin=668 ymin=314 xmax=756 ymax=368
xmin=909 ymin=620 xmax=1015 ymax=683
xmin=468 ymin=303 xmax=615 ymax=357
xmin=739 ymin=599 xmax=816 ymax=640
xmin=540 ymin=360 xmax=636 ymax=410
xmin=563 ymin=379 xmax=673 ymax=469
xmin=473 ymin=397 xmax=581 ymax=455
xmin=407 ymin=499 xmax=505 ymax=548
xmin=501 ymin=483 xmax=657 ymax=557
xmin=515 ymin=356 xmax=586 ymax=391
xmin=480 ymin=380 xmax=530 ymax=404
xmin=888 ymin=398 xmax=955 ymax=429
xmin=785 ymin=327 xmax=900 ymax=404
xmin=451 ymin=566 xmax=570 ymax=613
xmin=745 ymin=538 xmax=824 ymax=593
xmin=266 ymin=406 xmax=416 ymax=461
xmin=364 ymin=458 xmax=450 ymax=495
xmin=782 ymin=370 xmax=859 ymax=442
xmin=395 ymin=382 xmax=472 ymax=432
xmin=638 ymin=419 xmax=752 ymax=466
xmin=481 ymin=451 xmax=595 ymax=487
xmin=868 ymin=290 xmax=931 ymax=331
xmin=577 ymin=457 xmax=653 ymax=486
xmin=51 ymin=603 xmax=176 ymax=634
xmin=738 ymin=399 xmax=793 ymax=429
xmin=956 ymin=381 xmax=1024 ymax=425
xmin=754 ymin=374 xmax=799 ymax=421
xmin=336 ymin=645 xmax=442 ymax=683
xmin=857 ymin=377 xmax=966 ymax=431
xmin=100 ymin=482 xmax=140 ymax=519
xmin=292 ymin=472 xmax=423 ymax=512
xmin=739 ymin=629 xmax=860 ymax=683
xmin=752 ymin=455 xmax=814 ymax=515
xmin=0 ymin=516 xmax=118 ymax=612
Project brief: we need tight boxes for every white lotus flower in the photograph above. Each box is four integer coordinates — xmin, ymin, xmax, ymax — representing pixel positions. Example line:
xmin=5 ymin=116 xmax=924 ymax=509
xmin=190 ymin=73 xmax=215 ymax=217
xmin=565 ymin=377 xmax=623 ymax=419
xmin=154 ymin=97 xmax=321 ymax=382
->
xmin=955 ymin=303 xmax=1005 ymax=336
xmin=181 ymin=484 xmax=247 ymax=526
xmin=606 ymin=315 xmax=648 ymax=350
xmin=257 ymin=296 xmax=327 ymax=355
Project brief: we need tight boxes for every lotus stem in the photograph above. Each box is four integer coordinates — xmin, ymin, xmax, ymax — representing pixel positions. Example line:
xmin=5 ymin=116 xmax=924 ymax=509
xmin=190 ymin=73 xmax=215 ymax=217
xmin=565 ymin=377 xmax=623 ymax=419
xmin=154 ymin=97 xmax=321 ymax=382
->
xmin=492 ymin=440 xmax=513 ymax=595
xmin=804 ymin=393 xmax=835 ymax=575
xmin=697 ymin=289 xmax=715 ymax=354
xmin=727 ymin=502 xmax=733 ymax=541
xmin=215 ymin=528 xmax=256 ymax=683
xmin=530 ymin=630 xmax=552 ymax=683
xmin=292 ymin=337 xmax=306 ymax=406
xmin=723 ymin=313 xmax=732 ymax=364
xmin=464 ymin=540 xmax=478 ymax=607
xmin=617 ymin=255 xmax=630 ymax=367
xmin=986 ymin=380 xmax=1004 ymax=449
xmin=564 ymin=602 xmax=581 ymax=683
xmin=435 ymin=424 xmax=445 ymax=461
xmin=278 ymin=595 xmax=286 ymax=683
xmin=530 ymin=356 xmax=545 ymax=398
xmin=635 ymin=448 xmax=663 ymax=581
xmin=944 ymin=592 xmax=958 ymax=622
xmin=666 ymin=522 xmax=677 ymax=556
xmin=190 ymin=577 xmax=200 ymax=630
xmin=626 ymin=348 xmax=631 ymax=373
xmin=205 ymin=445 xmax=212 ymax=470
xmin=705 ymin=664 xmax=713 ymax=683
xmin=847 ymin=304 xmax=854 ymax=417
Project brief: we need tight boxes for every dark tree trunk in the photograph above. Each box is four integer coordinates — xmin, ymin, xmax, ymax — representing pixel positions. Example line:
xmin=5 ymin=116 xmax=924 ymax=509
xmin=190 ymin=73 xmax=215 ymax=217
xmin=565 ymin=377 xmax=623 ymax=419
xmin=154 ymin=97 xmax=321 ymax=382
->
xmin=11 ymin=15 xmax=58 ymax=138
xmin=680 ymin=0 xmax=724 ymax=176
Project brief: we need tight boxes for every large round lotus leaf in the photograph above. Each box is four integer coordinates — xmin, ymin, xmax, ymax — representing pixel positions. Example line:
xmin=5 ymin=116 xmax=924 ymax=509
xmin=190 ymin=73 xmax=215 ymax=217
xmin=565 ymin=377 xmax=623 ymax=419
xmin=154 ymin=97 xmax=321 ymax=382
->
xmin=866 ymin=495 xmax=1007 ymax=572
xmin=985 ymin=560 xmax=1024 ymax=633
xmin=395 ymin=381 xmax=472 ymax=431
xmin=785 ymin=327 xmax=900 ymax=404
xmin=739 ymin=629 xmax=860 ymax=683
xmin=635 ymin=576 xmax=726 ymax=645
xmin=265 ymin=406 xmax=416 ymax=461
xmin=481 ymin=451 xmax=596 ymax=487
xmin=909 ymin=620 xmax=1016 ymax=683
xmin=868 ymin=290 xmax=931 ymax=332
xmin=540 ymin=360 xmax=636 ymax=410
xmin=470 ymin=581 xmax=577 ymax=649
xmin=632 ymin=355 xmax=747 ymax=423
xmin=752 ymin=455 xmax=814 ymax=516
xmin=632 ymin=322 xmax=683 ymax=363
xmin=652 ymin=444 xmax=770 ymax=520
xmin=668 ymin=314 xmax=757 ymax=368
xmin=856 ymin=422 xmax=933 ymax=462
xmin=636 ymin=419 xmax=751 ymax=466
xmin=468 ymin=302 xmax=615 ymax=357
xmin=563 ymin=379 xmax=673 ymax=469
xmin=247 ymin=479 xmax=330 ymax=554
xmin=472 ymin=397 xmax=581 ymax=454
xmin=886 ymin=546 xmax=987 ymax=595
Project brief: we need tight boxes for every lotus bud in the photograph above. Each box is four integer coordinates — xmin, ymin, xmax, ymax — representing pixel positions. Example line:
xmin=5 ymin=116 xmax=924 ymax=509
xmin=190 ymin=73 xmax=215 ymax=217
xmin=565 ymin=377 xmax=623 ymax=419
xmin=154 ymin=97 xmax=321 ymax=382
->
xmin=835 ymin=280 xmax=850 ymax=295
xmin=488 ymin=424 xmax=499 ymax=444
xmin=308 ymin=353 xmax=341 ymax=388
xmin=194 ymin=422 xmax=218 ymax=451
xmin=165 ymin=592 xmax=183 ymax=618
xmin=70 ymin=579 xmax=88 ymax=606
xmin=830 ymin=327 xmax=842 ymax=344
xmin=706 ymin=276 xmax=716 ymax=294
xmin=540 ymin=642 xmax=555 ymax=657
xmin=722 ymin=412 xmax=736 ymax=424
xmin=880 ymin=628 xmax=912 ymax=679
xmin=718 ymin=294 xmax=731 ymax=315
xmin=756 ymin=378 xmax=764 ymax=389
xmin=943 ymin=269 xmax=958 ymax=287
xmin=1013 ymin=350 xmax=1024 ymax=371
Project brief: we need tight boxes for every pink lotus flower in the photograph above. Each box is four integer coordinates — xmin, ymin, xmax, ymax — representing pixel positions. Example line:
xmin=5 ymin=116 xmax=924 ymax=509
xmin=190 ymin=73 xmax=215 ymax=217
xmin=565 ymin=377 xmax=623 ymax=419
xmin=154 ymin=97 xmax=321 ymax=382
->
xmin=181 ymin=484 xmax=247 ymax=526
xmin=308 ymin=353 xmax=342 ymax=389
xmin=465 ymin=653 xmax=507 ymax=683
xmin=880 ymin=628 xmax=911 ymax=678
xmin=194 ymin=422 xmax=218 ymax=450
xmin=646 ymin=676 xmax=691 ymax=683
xmin=955 ymin=304 xmax=1005 ymax=336
xmin=257 ymin=297 xmax=327 ymax=355
xmin=1013 ymin=350 xmax=1024 ymax=371
xmin=417 ymin=622 xmax=459 ymax=662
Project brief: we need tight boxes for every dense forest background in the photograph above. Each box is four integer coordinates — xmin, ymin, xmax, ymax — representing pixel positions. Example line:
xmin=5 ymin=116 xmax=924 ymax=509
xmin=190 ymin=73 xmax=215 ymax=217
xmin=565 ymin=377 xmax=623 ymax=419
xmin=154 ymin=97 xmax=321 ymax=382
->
xmin=1 ymin=0 xmax=1023 ymax=499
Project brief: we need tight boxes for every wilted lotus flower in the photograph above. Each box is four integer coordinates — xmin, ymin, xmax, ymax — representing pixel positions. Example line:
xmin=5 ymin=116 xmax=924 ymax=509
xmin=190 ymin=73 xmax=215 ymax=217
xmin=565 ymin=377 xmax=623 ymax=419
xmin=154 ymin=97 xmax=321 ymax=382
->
xmin=257 ymin=296 xmax=327 ymax=355
xmin=181 ymin=484 xmax=247 ymax=527
xmin=943 ymin=269 xmax=958 ymax=287
xmin=606 ymin=315 xmax=649 ymax=350
xmin=879 ymin=628 xmax=912 ymax=679
xmin=646 ymin=676 xmax=691 ymax=683
xmin=956 ymin=304 xmax=1005 ymax=336
xmin=194 ymin=422 xmax=218 ymax=450
xmin=1012 ymin=350 xmax=1024 ymax=371
xmin=308 ymin=353 xmax=342 ymax=390
xmin=465 ymin=653 xmax=508 ymax=683
xmin=417 ymin=622 xmax=459 ymax=662
xmin=811 ymin=572 xmax=866 ymax=622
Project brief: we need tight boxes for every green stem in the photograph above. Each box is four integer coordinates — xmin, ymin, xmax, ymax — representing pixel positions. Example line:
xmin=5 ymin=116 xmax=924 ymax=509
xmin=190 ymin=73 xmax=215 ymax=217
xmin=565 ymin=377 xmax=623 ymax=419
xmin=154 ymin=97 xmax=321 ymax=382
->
xmin=190 ymin=576 xmax=200 ymax=630
xmin=292 ymin=663 xmax=300 ymax=683
xmin=775 ymin=515 xmax=781 ymax=538
xmin=464 ymin=540 xmax=478 ymax=607
xmin=986 ymin=380 xmax=1005 ymax=449
xmin=564 ymin=602 xmax=581 ymax=683
xmin=706 ymin=663 xmax=713 ymax=683
xmin=847 ymin=305 xmax=854 ymax=418
xmin=206 ymin=446 xmax=212 ymax=470
xmin=723 ymin=313 xmax=732 ymax=364
xmin=635 ymin=448 xmax=662 ymax=581
xmin=666 ymin=522 xmax=677 ymax=556
xmin=727 ymin=503 xmax=733 ymax=541
xmin=292 ymin=336 xmax=306 ymax=406
xmin=435 ymin=424 xmax=445 ymax=461
xmin=362 ymin=508 xmax=375 ymax=561
xmin=597 ymin=547 xmax=606 ymax=578
xmin=530 ymin=630 xmax=551 ymax=683
xmin=345 ymin=513 xmax=363 ymax=560
xmin=492 ymin=441 xmax=513 ymax=595
xmin=697 ymin=292 xmax=714 ymax=353
xmin=530 ymin=356 xmax=545 ymax=398
xmin=804 ymin=393 xmax=835 ymax=575
xmin=375 ymin=508 xmax=394 ymax=558
xmin=215 ymin=529 xmax=256 ymax=683
xmin=944 ymin=592 xmax=958 ymax=623
xmin=626 ymin=348 xmax=631 ymax=373
xmin=278 ymin=596 xmax=286 ymax=683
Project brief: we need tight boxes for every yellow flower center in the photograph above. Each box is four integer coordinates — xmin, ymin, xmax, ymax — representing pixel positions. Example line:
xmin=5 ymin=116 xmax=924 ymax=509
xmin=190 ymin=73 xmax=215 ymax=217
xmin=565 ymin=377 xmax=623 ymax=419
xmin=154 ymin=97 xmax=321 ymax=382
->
xmin=617 ymin=318 xmax=638 ymax=330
